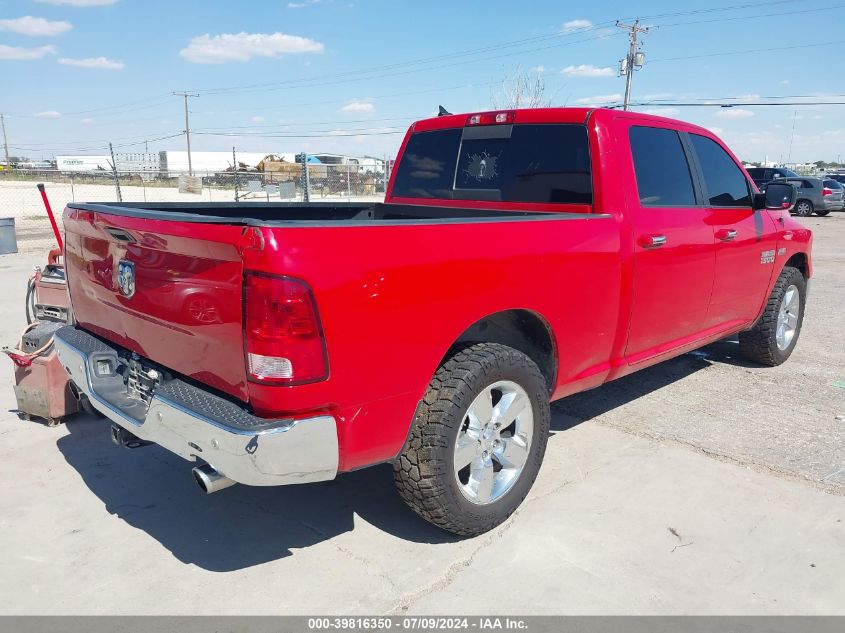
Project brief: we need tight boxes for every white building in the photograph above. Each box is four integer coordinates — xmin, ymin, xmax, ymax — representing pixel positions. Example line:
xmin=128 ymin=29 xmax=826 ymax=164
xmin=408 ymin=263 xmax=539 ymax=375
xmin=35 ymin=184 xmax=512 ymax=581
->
xmin=56 ymin=155 xmax=111 ymax=172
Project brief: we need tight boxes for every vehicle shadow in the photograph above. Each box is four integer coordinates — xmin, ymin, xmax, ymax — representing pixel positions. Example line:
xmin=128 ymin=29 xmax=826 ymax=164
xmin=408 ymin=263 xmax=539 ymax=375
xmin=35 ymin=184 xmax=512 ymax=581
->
xmin=55 ymin=336 xmax=752 ymax=571
xmin=550 ymin=336 xmax=753 ymax=431
xmin=56 ymin=416 xmax=459 ymax=572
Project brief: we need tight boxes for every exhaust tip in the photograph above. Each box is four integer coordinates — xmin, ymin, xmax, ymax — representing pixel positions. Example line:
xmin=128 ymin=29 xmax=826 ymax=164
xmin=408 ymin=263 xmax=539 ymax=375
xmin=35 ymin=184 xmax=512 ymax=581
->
xmin=192 ymin=463 xmax=235 ymax=494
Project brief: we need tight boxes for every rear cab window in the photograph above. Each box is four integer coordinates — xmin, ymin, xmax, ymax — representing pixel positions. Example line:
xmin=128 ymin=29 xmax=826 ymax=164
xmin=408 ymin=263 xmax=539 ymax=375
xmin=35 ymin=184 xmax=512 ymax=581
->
xmin=391 ymin=124 xmax=592 ymax=205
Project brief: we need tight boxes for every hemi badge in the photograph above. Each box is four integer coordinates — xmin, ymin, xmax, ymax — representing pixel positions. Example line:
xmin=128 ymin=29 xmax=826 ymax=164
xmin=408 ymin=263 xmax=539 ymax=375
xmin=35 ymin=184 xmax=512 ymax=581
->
xmin=760 ymin=250 xmax=775 ymax=265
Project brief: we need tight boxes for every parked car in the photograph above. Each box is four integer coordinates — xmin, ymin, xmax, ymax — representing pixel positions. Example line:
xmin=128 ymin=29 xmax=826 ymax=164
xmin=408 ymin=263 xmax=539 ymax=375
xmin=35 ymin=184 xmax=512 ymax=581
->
xmin=822 ymin=179 xmax=845 ymax=211
xmin=781 ymin=176 xmax=831 ymax=216
xmin=53 ymin=108 xmax=812 ymax=536
xmin=826 ymin=173 xmax=845 ymax=186
xmin=746 ymin=166 xmax=800 ymax=189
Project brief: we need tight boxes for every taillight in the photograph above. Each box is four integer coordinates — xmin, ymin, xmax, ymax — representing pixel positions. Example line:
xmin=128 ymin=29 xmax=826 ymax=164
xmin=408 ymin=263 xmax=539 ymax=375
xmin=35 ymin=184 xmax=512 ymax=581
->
xmin=466 ymin=110 xmax=515 ymax=126
xmin=244 ymin=272 xmax=328 ymax=385
xmin=823 ymin=187 xmax=833 ymax=196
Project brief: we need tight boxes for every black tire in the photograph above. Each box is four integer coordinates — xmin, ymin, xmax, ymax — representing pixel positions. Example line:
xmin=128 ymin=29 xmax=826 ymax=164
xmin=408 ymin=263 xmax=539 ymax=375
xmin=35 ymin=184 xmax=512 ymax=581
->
xmin=794 ymin=200 xmax=813 ymax=217
xmin=738 ymin=266 xmax=806 ymax=366
xmin=814 ymin=209 xmax=830 ymax=217
xmin=393 ymin=343 xmax=550 ymax=537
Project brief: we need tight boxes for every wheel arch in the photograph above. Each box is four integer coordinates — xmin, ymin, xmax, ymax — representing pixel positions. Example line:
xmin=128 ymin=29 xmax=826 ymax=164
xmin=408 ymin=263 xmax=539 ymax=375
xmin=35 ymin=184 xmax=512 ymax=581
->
xmin=785 ymin=252 xmax=809 ymax=279
xmin=440 ymin=309 xmax=558 ymax=394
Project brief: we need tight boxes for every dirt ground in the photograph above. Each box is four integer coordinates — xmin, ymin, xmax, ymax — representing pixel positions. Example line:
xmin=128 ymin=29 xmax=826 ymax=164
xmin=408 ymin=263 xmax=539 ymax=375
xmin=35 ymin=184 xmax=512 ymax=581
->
xmin=0 ymin=212 xmax=842 ymax=615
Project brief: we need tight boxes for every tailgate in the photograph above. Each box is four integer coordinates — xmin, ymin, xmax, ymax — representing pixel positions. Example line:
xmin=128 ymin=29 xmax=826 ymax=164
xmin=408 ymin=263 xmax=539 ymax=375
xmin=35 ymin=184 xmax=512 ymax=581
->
xmin=64 ymin=207 xmax=250 ymax=402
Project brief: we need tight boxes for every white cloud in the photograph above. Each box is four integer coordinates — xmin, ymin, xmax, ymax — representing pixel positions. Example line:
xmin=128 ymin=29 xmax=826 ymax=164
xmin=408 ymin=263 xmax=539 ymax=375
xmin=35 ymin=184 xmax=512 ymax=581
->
xmin=562 ymin=19 xmax=592 ymax=33
xmin=36 ymin=111 xmax=61 ymax=118
xmin=288 ymin=0 xmax=321 ymax=7
xmin=59 ymin=56 xmax=123 ymax=69
xmin=251 ymin=116 xmax=265 ymax=122
xmin=779 ymin=79 xmax=790 ymax=85
xmin=530 ymin=65 xmax=546 ymax=74
xmin=81 ymin=117 xmax=93 ymax=123
xmin=34 ymin=0 xmax=116 ymax=6
xmin=0 ymin=44 xmax=56 ymax=60
xmin=714 ymin=108 xmax=755 ymax=119
xmin=339 ymin=99 xmax=375 ymax=114
xmin=180 ymin=32 xmax=324 ymax=64
xmin=574 ymin=93 xmax=622 ymax=106
xmin=643 ymin=107 xmax=680 ymax=117
xmin=0 ymin=16 xmax=72 ymax=37
xmin=707 ymin=126 xmax=724 ymax=136
xmin=562 ymin=64 xmax=614 ymax=78
xmin=733 ymin=93 xmax=760 ymax=101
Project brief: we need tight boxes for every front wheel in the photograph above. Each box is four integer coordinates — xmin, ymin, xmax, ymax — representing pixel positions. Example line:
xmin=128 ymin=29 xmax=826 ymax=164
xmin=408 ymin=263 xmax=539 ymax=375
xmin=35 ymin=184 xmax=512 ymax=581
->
xmin=393 ymin=343 xmax=550 ymax=536
xmin=794 ymin=200 xmax=813 ymax=217
xmin=738 ymin=266 xmax=805 ymax=366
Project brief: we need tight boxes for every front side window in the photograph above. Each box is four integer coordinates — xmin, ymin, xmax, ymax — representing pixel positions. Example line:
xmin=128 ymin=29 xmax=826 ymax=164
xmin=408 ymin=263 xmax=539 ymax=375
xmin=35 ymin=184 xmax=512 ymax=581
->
xmin=689 ymin=134 xmax=752 ymax=207
xmin=629 ymin=126 xmax=697 ymax=206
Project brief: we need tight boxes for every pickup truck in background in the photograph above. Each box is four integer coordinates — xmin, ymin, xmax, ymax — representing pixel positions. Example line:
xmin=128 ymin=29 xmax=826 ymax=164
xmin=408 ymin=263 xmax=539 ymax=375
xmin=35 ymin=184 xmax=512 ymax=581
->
xmin=54 ymin=108 xmax=812 ymax=536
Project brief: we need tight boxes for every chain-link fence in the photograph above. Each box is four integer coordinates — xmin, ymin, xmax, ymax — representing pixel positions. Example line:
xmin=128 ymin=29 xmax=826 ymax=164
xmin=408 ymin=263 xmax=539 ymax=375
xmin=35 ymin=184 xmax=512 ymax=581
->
xmin=0 ymin=158 xmax=390 ymax=252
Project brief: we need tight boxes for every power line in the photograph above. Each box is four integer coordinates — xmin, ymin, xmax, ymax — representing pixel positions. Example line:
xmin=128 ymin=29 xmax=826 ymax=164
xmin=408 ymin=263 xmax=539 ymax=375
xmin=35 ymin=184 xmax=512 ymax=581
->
xmin=650 ymin=39 xmax=845 ymax=63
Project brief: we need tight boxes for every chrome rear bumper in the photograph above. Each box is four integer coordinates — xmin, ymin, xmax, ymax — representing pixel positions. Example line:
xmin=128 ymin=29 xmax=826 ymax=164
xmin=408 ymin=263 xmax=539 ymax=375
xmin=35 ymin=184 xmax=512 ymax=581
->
xmin=54 ymin=326 xmax=338 ymax=486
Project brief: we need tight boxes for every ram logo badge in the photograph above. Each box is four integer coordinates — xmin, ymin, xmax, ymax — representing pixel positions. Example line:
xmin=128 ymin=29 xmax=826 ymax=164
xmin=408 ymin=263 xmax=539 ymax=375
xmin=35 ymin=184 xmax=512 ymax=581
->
xmin=117 ymin=260 xmax=136 ymax=298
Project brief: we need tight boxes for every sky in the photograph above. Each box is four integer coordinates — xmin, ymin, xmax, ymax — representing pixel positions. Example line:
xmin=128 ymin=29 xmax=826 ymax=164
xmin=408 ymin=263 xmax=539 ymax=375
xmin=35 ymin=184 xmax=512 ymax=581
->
xmin=1 ymin=0 xmax=843 ymax=164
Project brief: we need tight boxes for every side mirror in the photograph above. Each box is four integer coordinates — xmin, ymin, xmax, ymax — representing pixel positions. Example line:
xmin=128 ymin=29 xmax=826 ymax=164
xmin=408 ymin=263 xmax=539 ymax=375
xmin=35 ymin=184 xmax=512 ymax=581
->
xmin=754 ymin=181 xmax=796 ymax=211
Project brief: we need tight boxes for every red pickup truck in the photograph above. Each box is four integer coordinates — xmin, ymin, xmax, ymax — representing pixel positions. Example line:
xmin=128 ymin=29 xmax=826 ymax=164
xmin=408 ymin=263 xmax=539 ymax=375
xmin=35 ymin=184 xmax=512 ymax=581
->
xmin=54 ymin=107 xmax=812 ymax=536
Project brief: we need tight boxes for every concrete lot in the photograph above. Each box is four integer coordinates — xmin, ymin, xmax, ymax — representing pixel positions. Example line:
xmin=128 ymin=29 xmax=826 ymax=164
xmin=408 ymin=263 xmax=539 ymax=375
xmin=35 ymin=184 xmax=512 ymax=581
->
xmin=0 ymin=214 xmax=842 ymax=615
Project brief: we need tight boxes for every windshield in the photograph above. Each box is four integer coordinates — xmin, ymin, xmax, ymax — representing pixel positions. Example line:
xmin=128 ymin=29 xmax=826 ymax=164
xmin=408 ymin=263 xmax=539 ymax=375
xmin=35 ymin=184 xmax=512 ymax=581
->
xmin=392 ymin=124 xmax=592 ymax=204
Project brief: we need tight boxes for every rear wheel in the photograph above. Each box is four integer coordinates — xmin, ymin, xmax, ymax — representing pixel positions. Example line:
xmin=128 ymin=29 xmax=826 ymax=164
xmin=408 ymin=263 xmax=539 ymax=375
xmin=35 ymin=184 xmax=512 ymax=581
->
xmin=794 ymin=200 xmax=813 ymax=217
xmin=738 ymin=266 xmax=805 ymax=366
xmin=393 ymin=343 xmax=550 ymax=536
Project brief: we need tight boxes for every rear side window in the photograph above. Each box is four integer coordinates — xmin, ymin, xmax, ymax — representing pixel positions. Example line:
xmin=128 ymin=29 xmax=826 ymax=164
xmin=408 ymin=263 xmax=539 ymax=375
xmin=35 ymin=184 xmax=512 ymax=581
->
xmin=689 ymin=134 xmax=751 ymax=207
xmin=391 ymin=124 xmax=592 ymax=204
xmin=824 ymin=179 xmax=843 ymax=189
xmin=629 ymin=126 xmax=696 ymax=206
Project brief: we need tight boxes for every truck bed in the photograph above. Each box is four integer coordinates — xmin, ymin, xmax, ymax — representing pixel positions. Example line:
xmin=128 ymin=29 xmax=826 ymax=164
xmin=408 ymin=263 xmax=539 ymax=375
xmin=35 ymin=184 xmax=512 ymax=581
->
xmin=66 ymin=201 xmax=593 ymax=225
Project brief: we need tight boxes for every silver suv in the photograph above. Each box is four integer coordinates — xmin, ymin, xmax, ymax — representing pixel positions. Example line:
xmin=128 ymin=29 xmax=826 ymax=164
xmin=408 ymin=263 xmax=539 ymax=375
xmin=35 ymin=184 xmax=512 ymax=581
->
xmin=822 ymin=179 xmax=844 ymax=212
xmin=781 ymin=177 xmax=832 ymax=217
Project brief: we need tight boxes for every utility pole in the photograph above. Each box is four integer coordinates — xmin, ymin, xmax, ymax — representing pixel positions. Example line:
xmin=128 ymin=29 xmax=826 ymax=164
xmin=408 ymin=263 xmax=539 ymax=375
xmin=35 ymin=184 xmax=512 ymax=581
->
xmin=108 ymin=142 xmax=122 ymax=202
xmin=616 ymin=20 xmax=649 ymax=111
xmin=173 ymin=92 xmax=199 ymax=175
xmin=0 ymin=114 xmax=10 ymax=168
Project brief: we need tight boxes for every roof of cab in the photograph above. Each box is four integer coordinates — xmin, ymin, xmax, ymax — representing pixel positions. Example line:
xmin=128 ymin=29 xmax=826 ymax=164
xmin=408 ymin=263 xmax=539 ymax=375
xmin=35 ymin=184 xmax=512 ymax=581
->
xmin=410 ymin=106 xmax=720 ymax=140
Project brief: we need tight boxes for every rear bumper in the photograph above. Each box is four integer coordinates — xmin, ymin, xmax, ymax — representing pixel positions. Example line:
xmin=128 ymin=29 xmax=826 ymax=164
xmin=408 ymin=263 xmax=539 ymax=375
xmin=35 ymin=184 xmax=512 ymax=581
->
xmin=54 ymin=326 xmax=338 ymax=486
xmin=823 ymin=199 xmax=844 ymax=211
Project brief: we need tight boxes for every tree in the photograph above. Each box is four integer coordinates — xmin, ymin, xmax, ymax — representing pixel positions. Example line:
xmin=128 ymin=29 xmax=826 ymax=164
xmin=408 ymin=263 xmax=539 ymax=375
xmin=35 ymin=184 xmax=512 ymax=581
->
xmin=490 ymin=66 xmax=551 ymax=110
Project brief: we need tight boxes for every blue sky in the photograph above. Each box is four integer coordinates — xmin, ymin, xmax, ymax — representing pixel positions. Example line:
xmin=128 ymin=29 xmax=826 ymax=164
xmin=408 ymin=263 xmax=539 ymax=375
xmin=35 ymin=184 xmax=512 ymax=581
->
xmin=1 ymin=0 xmax=843 ymax=163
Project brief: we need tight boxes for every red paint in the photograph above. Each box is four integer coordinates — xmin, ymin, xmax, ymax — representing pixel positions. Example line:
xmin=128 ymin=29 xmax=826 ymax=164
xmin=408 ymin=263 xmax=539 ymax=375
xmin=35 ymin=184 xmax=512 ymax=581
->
xmin=36 ymin=183 xmax=64 ymax=251
xmin=62 ymin=108 xmax=813 ymax=473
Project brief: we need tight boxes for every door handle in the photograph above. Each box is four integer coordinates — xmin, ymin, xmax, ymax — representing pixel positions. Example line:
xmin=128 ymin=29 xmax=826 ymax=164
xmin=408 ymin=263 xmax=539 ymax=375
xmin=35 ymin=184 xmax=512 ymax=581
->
xmin=716 ymin=229 xmax=737 ymax=242
xmin=639 ymin=234 xmax=667 ymax=248
xmin=638 ymin=235 xmax=666 ymax=248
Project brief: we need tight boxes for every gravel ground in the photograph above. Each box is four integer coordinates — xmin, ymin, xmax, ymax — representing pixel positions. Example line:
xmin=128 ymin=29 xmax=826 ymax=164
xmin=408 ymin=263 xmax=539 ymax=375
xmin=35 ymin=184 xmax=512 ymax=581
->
xmin=0 ymin=212 xmax=842 ymax=615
